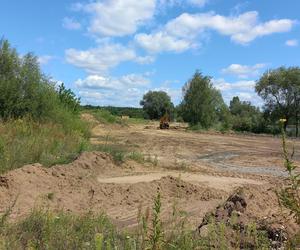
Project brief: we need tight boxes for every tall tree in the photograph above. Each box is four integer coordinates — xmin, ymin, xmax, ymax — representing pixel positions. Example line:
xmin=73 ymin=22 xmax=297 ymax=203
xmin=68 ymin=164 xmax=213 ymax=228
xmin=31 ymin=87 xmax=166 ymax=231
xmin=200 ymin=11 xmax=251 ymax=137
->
xmin=256 ymin=67 xmax=300 ymax=135
xmin=140 ymin=91 xmax=174 ymax=120
xmin=180 ymin=71 xmax=225 ymax=128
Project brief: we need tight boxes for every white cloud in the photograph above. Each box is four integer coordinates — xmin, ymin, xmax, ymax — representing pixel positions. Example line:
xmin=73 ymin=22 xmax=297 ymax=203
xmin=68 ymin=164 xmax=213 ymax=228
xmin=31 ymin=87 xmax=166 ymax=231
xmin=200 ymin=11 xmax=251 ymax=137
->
xmin=82 ymin=0 xmax=156 ymax=37
xmin=38 ymin=55 xmax=54 ymax=65
xmin=79 ymin=86 xmax=145 ymax=107
xmin=285 ymin=39 xmax=298 ymax=47
xmin=135 ymin=32 xmax=193 ymax=53
xmin=212 ymin=78 xmax=263 ymax=106
xmin=62 ymin=17 xmax=81 ymax=30
xmin=65 ymin=43 xmax=138 ymax=74
xmin=79 ymin=87 xmax=144 ymax=107
xmin=76 ymin=72 xmax=152 ymax=106
xmin=136 ymin=11 xmax=295 ymax=53
xmin=221 ymin=63 xmax=266 ymax=78
xmin=159 ymin=0 xmax=208 ymax=8
xmin=213 ymin=78 xmax=255 ymax=91
xmin=166 ymin=11 xmax=295 ymax=44
xmin=153 ymin=87 xmax=182 ymax=104
xmin=75 ymin=73 xmax=150 ymax=90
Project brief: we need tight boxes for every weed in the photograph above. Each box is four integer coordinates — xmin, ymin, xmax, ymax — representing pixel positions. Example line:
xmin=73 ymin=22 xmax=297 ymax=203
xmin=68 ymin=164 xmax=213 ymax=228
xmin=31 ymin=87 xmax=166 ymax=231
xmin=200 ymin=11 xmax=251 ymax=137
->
xmin=47 ymin=193 xmax=54 ymax=200
xmin=93 ymin=144 xmax=126 ymax=164
xmin=278 ymin=119 xmax=300 ymax=223
xmin=148 ymin=191 xmax=164 ymax=250
xmin=128 ymin=151 xmax=145 ymax=164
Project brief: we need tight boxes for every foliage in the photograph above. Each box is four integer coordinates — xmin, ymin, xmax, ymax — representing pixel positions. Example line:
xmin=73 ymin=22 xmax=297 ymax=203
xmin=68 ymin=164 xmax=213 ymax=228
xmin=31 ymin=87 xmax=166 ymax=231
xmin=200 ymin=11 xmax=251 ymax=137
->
xmin=256 ymin=67 xmax=300 ymax=136
xmin=58 ymin=83 xmax=80 ymax=114
xmin=180 ymin=71 xmax=225 ymax=128
xmin=140 ymin=91 xmax=174 ymax=120
xmin=229 ymin=96 xmax=266 ymax=133
xmin=0 ymin=39 xmax=79 ymax=121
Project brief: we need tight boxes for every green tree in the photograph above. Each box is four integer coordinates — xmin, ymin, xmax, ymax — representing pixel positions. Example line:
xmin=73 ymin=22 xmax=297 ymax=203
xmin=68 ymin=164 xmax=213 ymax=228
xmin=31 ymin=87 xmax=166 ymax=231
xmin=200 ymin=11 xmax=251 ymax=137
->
xmin=229 ymin=96 xmax=265 ymax=133
xmin=140 ymin=91 xmax=174 ymax=120
xmin=58 ymin=83 xmax=80 ymax=114
xmin=0 ymin=39 xmax=56 ymax=120
xmin=256 ymin=67 xmax=300 ymax=135
xmin=0 ymin=39 xmax=81 ymax=121
xmin=180 ymin=71 xmax=225 ymax=128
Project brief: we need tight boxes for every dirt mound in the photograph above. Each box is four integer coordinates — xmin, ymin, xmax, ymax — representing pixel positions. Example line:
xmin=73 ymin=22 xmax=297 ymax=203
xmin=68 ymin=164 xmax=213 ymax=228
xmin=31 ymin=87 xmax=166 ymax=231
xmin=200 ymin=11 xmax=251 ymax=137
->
xmin=0 ymin=155 xmax=225 ymax=228
xmin=198 ymin=185 xmax=299 ymax=248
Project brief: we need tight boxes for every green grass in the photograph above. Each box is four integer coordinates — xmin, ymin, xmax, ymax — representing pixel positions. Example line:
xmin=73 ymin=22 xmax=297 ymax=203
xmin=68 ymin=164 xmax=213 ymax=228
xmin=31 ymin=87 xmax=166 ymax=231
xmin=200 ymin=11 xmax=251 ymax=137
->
xmin=127 ymin=118 xmax=149 ymax=125
xmin=0 ymin=117 xmax=89 ymax=174
xmin=88 ymin=109 xmax=125 ymax=125
xmin=85 ymin=109 xmax=149 ymax=127
xmin=0 ymin=210 xmax=117 ymax=250
xmin=128 ymin=151 xmax=145 ymax=164
xmin=92 ymin=144 xmax=127 ymax=164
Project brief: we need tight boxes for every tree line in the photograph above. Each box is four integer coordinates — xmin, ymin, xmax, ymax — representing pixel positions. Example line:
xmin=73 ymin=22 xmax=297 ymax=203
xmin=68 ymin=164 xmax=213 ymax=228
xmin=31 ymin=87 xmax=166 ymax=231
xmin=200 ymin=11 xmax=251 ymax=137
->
xmin=140 ymin=68 xmax=300 ymax=136
xmin=0 ymin=39 xmax=80 ymax=122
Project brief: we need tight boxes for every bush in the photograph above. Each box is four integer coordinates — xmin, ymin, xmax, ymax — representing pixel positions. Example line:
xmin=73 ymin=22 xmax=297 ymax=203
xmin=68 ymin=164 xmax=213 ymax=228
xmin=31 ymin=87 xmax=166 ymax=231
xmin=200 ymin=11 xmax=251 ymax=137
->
xmin=1 ymin=210 xmax=117 ymax=250
xmin=140 ymin=91 xmax=174 ymax=120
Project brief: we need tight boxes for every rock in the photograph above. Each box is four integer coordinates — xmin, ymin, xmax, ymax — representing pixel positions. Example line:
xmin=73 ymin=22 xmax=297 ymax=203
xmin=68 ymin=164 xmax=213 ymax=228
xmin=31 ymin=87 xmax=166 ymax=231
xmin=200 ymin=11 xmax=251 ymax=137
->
xmin=0 ymin=176 xmax=9 ymax=188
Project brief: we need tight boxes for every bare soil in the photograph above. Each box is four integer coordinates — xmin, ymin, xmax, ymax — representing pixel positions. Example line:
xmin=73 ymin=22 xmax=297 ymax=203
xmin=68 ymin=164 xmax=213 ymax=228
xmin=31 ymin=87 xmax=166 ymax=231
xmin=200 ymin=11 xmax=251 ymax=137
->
xmin=1 ymin=115 xmax=300 ymax=233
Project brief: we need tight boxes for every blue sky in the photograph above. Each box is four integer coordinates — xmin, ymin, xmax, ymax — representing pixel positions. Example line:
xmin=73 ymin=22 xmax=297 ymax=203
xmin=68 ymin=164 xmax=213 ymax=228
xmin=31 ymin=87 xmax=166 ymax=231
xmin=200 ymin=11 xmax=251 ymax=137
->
xmin=1 ymin=0 xmax=299 ymax=107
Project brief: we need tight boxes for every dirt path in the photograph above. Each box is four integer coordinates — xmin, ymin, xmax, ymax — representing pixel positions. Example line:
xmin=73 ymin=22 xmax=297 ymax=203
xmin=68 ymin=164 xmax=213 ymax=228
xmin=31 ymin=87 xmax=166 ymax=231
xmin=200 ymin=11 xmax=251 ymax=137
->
xmin=97 ymin=172 xmax=265 ymax=192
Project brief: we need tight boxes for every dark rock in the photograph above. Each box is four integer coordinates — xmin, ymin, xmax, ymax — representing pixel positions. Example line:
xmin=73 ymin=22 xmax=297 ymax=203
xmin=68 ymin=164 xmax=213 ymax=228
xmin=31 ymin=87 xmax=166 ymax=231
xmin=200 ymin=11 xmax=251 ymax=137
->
xmin=0 ymin=176 xmax=9 ymax=188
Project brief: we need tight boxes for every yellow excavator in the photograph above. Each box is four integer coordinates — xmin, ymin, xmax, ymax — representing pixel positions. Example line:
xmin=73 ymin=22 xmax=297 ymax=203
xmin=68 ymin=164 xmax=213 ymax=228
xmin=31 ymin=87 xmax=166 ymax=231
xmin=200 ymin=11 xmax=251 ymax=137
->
xmin=159 ymin=113 xmax=170 ymax=129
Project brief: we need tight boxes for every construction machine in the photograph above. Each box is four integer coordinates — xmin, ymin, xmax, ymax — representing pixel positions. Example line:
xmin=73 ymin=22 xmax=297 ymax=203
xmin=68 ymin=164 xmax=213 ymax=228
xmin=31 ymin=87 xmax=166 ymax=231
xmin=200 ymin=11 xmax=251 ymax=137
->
xmin=159 ymin=113 xmax=170 ymax=129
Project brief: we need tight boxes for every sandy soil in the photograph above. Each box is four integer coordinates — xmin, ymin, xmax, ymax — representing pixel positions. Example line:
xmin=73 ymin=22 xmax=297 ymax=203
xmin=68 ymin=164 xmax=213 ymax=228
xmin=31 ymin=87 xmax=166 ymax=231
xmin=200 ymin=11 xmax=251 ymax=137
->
xmin=0 ymin=115 xmax=299 ymax=232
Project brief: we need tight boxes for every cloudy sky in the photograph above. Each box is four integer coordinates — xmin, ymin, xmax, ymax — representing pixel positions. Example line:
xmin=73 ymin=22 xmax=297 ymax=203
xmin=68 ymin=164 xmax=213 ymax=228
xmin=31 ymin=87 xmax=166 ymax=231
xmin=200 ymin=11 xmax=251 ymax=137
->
xmin=1 ymin=0 xmax=299 ymax=107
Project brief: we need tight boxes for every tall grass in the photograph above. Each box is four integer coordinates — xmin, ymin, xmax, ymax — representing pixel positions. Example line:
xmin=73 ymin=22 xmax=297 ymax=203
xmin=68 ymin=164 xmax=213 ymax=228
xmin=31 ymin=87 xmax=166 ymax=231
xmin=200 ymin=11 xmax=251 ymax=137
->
xmin=0 ymin=117 xmax=89 ymax=174
xmin=1 ymin=211 xmax=117 ymax=250
xmin=0 ymin=193 xmax=272 ymax=250
xmin=88 ymin=109 xmax=123 ymax=125
xmin=86 ymin=109 xmax=149 ymax=126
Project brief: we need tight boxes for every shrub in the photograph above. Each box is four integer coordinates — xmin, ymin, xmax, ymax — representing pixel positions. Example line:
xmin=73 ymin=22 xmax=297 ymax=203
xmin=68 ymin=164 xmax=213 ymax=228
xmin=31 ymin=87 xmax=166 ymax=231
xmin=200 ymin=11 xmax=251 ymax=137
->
xmin=1 ymin=210 xmax=117 ymax=250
